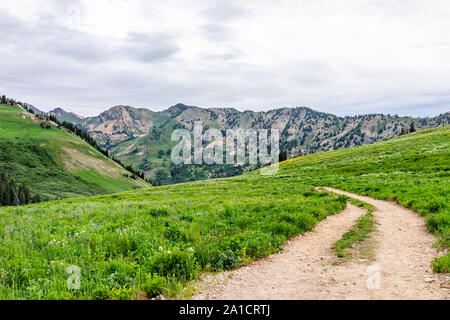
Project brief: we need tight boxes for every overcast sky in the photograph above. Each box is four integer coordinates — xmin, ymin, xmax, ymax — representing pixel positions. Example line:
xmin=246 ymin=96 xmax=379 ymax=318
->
xmin=1 ymin=0 xmax=449 ymax=117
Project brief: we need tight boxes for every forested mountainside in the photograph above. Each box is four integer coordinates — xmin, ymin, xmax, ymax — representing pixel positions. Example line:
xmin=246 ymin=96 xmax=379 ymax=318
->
xmin=52 ymin=104 xmax=449 ymax=185
xmin=0 ymin=100 xmax=149 ymax=201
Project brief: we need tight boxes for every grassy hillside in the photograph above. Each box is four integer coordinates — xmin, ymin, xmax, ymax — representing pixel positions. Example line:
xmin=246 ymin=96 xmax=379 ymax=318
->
xmin=284 ymin=125 xmax=449 ymax=271
xmin=0 ymin=104 xmax=149 ymax=200
xmin=0 ymin=124 xmax=447 ymax=299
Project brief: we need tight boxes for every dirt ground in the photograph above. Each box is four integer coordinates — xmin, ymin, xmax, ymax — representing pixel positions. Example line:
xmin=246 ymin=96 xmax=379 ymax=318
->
xmin=192 ymin=188 xmax=449 ymax=300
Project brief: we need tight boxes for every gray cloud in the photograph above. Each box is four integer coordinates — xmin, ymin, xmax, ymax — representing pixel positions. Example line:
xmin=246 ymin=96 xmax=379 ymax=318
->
xmin=0 ymin=1 xmax=449 ymax=118
xmin=123 ymin=32 xmax=179 ymax=62
xmin=201 ymin=24 xmax=231 ymax=42
xmin=202 ymin=1 xmax=249 ymax=22
xmin=0 ymin=9 xmax=177 ymax=64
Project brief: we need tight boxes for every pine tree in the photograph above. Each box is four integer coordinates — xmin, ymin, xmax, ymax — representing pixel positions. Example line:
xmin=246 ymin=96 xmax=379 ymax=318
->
xmin=32 ymin=194 xmax=41 ymax=203
xmin=410 ymin=122 xmax=416 ymax=133
xmin=2 ymin=182 xmax=11 ymax=206
xmin=17 ymin=184 xmax=31 ymax=205
xmin=278 ymin=150 xmax=288 ymax=162
xmin=18 ymin=185 xmax=26 ymax=205
xmin=9 ymin=180 xmax=19 ymax=205
xmin=24 ymin=186 xmax=31 ymax=204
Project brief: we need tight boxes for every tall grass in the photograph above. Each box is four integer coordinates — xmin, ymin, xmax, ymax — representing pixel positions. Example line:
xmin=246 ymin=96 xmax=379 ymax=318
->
xmin=0 ymin=124 xmax=448 ymax=299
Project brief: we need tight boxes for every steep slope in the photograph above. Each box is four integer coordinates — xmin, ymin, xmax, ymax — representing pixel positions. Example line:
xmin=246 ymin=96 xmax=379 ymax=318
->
xmin=0 ymin=124 xmax=447 ymax=299
xmin=53 ymin=104 xmax=450 ymax=185
xmin=51 ymin=107 xmax=85 ymax=123
xmin=0 ymin=103 xmax=149 ymax=200
xmin=23 ymin=103 xmax=44 ymax=115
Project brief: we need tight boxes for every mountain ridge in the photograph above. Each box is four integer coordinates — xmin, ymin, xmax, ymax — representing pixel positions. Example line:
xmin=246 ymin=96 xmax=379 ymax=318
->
xmin=51 ymin=103 xmax=450 ymax=185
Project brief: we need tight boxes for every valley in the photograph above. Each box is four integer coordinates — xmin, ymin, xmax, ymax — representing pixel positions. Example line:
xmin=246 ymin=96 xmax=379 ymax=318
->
xmin=0 ymin=123 xmax=447 ymax=299
xmin=52 ymin=104 xmax=450 ymax=185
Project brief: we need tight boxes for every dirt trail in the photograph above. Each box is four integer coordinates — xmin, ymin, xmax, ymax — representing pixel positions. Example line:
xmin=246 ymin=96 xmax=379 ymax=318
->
xmin=192 ymin=188 xmax=449 ymax=300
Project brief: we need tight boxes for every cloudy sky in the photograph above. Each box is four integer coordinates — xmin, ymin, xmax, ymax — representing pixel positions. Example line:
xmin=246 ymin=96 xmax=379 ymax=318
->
xmin=1 ymin=0 xmax=449 ymax=116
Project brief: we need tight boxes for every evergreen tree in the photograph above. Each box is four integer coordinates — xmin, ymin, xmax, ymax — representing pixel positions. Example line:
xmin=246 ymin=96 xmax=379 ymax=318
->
xmin=18 ymin=185 xmax=26 ymax=205
xmin=400 ymin=128 xmax=406 ymax=135
xmin=18 ymin=184 xmax=30 ymax=205
xmin=2 ymin=184 xmax=11 ymax=206
xmin=278 ymin=150 xmax=288 ymax=162
xmin=32 ymin=194 xmax=41 ymax=203
xmin=24 ymin=185 xmax=31 ymax=204
xmin=410 ymin=122 xmax=416 ymax=133
xmin=9 ymin=180 xmax=19 ymax=205
xmin=1 ymin=95 xmax=6 ymax=104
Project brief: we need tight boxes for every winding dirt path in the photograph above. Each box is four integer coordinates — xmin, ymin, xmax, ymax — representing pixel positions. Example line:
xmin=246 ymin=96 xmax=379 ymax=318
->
xmin=192 ymin=188 xmax=449 ymax=300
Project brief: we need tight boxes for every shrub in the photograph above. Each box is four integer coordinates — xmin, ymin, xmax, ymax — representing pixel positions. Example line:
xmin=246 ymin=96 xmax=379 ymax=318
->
xmin=239 ymin=231 xmax=278 ymax=258
xmin=431 ymin=254 xmax=450 ymax=273
xmin=141 ymin=274 xmax=166 ymax=298
xmin=426 ymin=213 xmax=450 ymax=234
xmin=426 ymin=198 xmax=445 ymax=213
xmin=165 ymin=226 xmax=182 ymax=241
xmin=108 ymin=286 xmax=134 ymax=300
xmin=210 ymin=249 xmax=242 ymax=271
xmin=267 ymin=221 xmax=298 ymax=237
xmin=150 ymin=248 xmax=198 ymax=281
xmin=92 ymin=286 xmax=110 ymax=300
xmin=276 ymin=212 xmax=317 ymax=232
xmin=148 ymin=207 xmax=169 ymax=217
xmin=337 ymin=195 xmax=348 ymax=204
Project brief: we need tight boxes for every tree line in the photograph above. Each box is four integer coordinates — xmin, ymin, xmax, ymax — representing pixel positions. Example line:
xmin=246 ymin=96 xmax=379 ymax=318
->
xmin=399 ymin=122 xmax=416 ymax=136
xmin=111 ymin=156 xmax=146 ymax=180
xmin=0 ymin=173 xmax=41 ymax=206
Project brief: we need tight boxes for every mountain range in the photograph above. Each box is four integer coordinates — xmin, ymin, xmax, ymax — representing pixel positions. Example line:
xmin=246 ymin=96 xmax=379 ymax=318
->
xmin=50 ymin=104 xmax=450 ymax=185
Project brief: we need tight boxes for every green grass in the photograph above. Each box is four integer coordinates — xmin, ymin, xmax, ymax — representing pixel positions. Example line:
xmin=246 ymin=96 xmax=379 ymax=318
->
xmin=333 ymin=213 xmax=375 ymax=258
xmin=321 ymin=191 xmax=377 ymax=259
xmin=0 ymin=179 xmax=346 ymax=299
xmin=332 ymin=197 xmax=376 ymax=258
xmin=283 ymin=127 xmax=449 ymax=271
xmin=431 ymin=254 xmax=450 ymax=273
xmin=0 ymin=104 xmax=148 ymax=199
xmin=347 ymin=197 xmax=376 ymax=215
xmin=0 ymin=123 xmax=448 ymax=299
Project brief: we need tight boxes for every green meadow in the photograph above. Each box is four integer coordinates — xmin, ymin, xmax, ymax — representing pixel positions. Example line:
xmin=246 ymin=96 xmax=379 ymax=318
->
xmin=0 ymin=104 xmax=148 ymax=200
xmin=0 ymin=123 xmax=448 ymax=299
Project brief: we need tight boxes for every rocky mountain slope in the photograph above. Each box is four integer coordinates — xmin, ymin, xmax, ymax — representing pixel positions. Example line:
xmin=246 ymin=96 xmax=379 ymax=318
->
xmin=51 ymin=104 xmax=450 ymax=185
